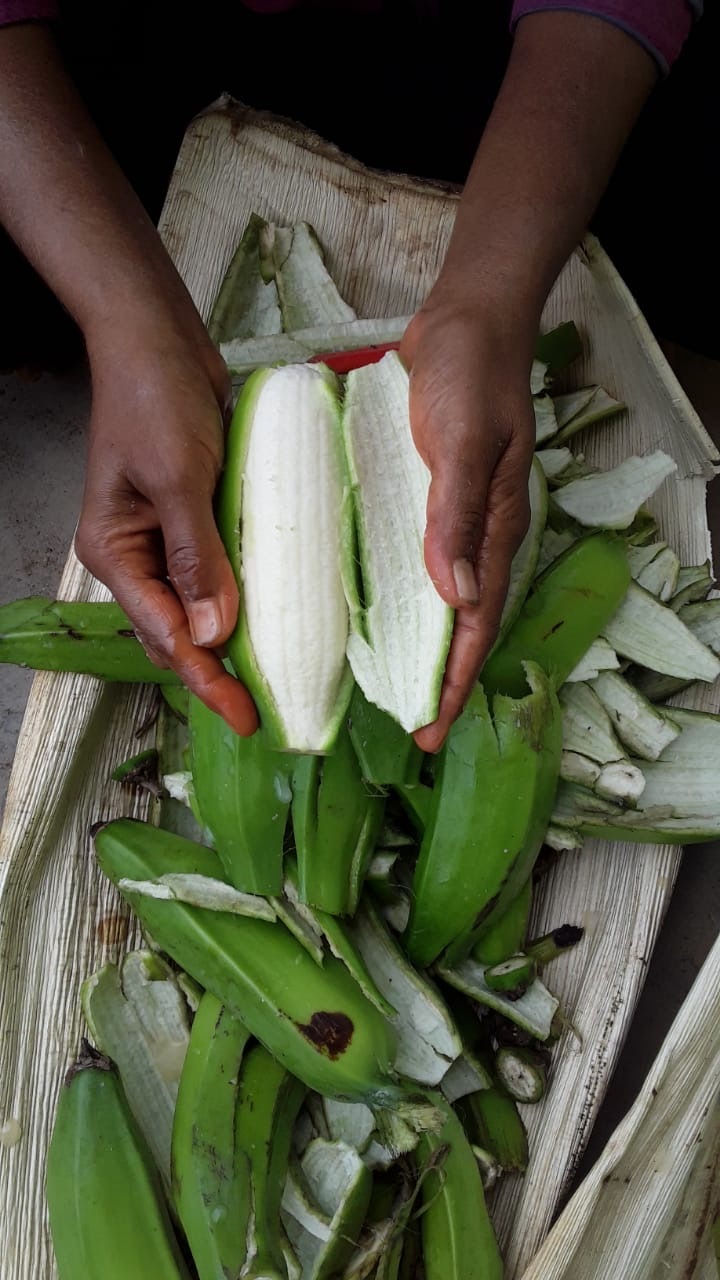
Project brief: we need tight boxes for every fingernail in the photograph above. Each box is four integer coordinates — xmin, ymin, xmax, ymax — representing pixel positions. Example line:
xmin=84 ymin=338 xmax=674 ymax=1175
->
xmin=452 ymin=557 xmax=479 ymax=605
xmin=187 ymin=598 xmax=222 ymax=647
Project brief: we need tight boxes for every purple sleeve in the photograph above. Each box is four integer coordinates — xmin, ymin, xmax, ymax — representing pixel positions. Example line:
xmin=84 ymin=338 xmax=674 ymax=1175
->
xmin=0 ymin=0 xmax=57 ymax=23
xmin=510 ymin=1 xmax=702 ymax=72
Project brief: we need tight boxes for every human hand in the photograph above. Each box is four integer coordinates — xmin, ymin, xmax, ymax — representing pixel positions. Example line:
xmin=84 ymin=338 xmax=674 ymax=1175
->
xmin=74 ymin=315 xmax=258 ymax=736
xmin=400 ymin=294 xmax=536 ymax=753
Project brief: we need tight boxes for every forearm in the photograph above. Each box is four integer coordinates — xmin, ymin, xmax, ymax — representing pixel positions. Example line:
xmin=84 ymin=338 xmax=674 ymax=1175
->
xmin=434 ymin=12 xmax=658 ymax=329
xmin=0 ymin=23 xmax=200 ymax=355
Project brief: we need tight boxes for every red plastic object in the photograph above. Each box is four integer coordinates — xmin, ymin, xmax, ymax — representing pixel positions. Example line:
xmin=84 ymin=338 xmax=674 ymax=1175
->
xmin=309 ymin=342 xmax=400 ymax=375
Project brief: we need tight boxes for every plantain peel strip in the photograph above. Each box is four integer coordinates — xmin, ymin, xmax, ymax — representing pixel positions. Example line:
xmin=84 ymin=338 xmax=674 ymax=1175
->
xmin=404 ymin=663 xmax=562 ymax=970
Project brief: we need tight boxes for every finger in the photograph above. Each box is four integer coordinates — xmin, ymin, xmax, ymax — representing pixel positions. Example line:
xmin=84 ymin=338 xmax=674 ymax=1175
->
xmin=154 ymin=485 xmax=240 ymax=651
xmin=474 ymin=433 xmax=534 ymax=627
xmin=423 ymin=442 xmax=491 ymax=608
xmin=403 ymin=318 xmax=501 ymax=608
xmin=411 ymin=372 xmax=509 ymax=609
xmin=78 ymin=517 xmax=257 ymax=734
xmin=117 ymin=575 xmax=257 ymax=735
xmin=414 ymin=437 xmax=533 ymax=753
xmin=133 ymin=631 xmax=171 ymax=670
xmin=413 ymin=603 xmax=492 ymax=753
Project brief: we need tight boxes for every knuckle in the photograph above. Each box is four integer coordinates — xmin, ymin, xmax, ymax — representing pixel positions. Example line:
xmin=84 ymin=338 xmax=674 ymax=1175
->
xmin=155 ymin=459 xmax=203 ymax=497
xmin=142 ymin=442 xmax=219 ymax=503
xmin=73 ymin=526 xmax=92 ymax=570
xmin=206 ymin=346 xmax=232 ymax=403
xmin=448 ymin=506 xmax=486 ymax=543
xmin=138 ymin=612 xmax=179 ymax=661
xmin=488 ymin=408 xmax=534 ymax=459
xmin=509 ymin=416 xmax=537 ymax=461
xmin=167 ymin=449 xmax=219 ymax=499
xmin=455 ymin=609 xmax=488 ymax=640
xmin=134 ymin=631 xmax=170 ymax=669
xmin=165 ymin=542 xmax=205 ymax=593
xmin=511 ymin=498 xmax=532 ymax=542
xmin=74 ymin=522 xmax=108 ymax=578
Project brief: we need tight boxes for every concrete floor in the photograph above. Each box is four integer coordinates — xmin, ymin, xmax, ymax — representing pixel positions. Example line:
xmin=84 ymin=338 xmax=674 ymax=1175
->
xmin=1 ymin=351 xmax=719 ymax=1198
xmin=0 ymin=364 xmax=89 ymax=809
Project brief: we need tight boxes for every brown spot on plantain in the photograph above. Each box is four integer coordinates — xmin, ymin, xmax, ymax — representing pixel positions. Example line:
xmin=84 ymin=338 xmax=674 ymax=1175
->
xmin=296 ymin=1011 xmax=354 ymax=1059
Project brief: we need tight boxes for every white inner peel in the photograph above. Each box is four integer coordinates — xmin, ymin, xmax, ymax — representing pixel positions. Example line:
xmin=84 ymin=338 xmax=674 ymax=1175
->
xmin=322 ymin=1098 xmax=375 ymax=1152
xmin=634 ymin=708 xmax=720 ymax=818
xmin=349 ymin=903 xmax=462 ymax=1085
xmin=342 ymin=352 xmax=452 ymax=732
xmin=301 ymin=1138 xmax=366 ymax=1219
xmin=564 ymin=638 xmax=620 ymax=683
xmin=273 ymin=222 xmax=357 ymax=330
xmin=590 ymin=670 xmax=680 ymax=761
xmin=602 ymin=582 xmax=720 ymax=682
xmin=242 ymin=365 xmax=349 ymax=751
xmin=635 ymin=546 xmax=680 ymax=601
xmin=552 ymin=450 xmax=677 ymax=529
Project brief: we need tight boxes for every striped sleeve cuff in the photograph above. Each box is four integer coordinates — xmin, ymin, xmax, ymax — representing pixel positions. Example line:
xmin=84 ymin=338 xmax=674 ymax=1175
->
xmin=510 ymin=1 xmax=700 ymax=73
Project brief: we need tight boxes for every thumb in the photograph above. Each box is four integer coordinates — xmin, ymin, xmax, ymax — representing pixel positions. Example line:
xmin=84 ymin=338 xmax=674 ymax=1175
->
xmin=423 ymin=452 xmax=490 ymax=608
xmin=159 ymin=494 xmax=240 ymax=648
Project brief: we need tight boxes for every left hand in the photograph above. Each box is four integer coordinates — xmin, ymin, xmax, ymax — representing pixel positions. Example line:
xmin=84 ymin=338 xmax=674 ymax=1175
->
xmin=75 ymin=311 xmax=258 ymax=737
xmin=400 ymin=293 xmax=537 ymax=753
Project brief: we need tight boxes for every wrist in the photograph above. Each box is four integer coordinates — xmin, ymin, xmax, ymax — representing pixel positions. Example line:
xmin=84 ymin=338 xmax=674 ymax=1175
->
xmin=422 ymin=267 xmax=543 ymax=366
xmin=84 ymin=286 xmax=230 ymax=430
xmin=84 ymin=275 xmax=210 ymax=369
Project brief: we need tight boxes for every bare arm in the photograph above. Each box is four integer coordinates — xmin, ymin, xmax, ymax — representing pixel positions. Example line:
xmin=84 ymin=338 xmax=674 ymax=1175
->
xmin=407 ymin=12 xmax=657 ymax=751
xmin=0 ymin=16 xmax=657 ymax=749
xmin=0 ymin=23 xmax=257 ymax=734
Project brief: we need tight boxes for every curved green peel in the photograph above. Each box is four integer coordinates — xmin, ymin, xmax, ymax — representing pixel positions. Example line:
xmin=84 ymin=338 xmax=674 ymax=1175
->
xmin=405 ymin=663 xmax=562 ymax=969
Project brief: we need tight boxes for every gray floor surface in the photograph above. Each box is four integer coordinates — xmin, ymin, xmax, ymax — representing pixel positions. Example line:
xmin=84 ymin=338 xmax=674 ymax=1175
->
xmin=1 ymin=352 xmax=719 ymax=1204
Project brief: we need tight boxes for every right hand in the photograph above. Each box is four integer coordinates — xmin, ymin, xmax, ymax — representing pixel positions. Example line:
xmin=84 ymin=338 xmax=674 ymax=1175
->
xmin=400 ymin=291 xmax=537 ymax=753
xmin=74 ymin=313 xmax=258 ymax=736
